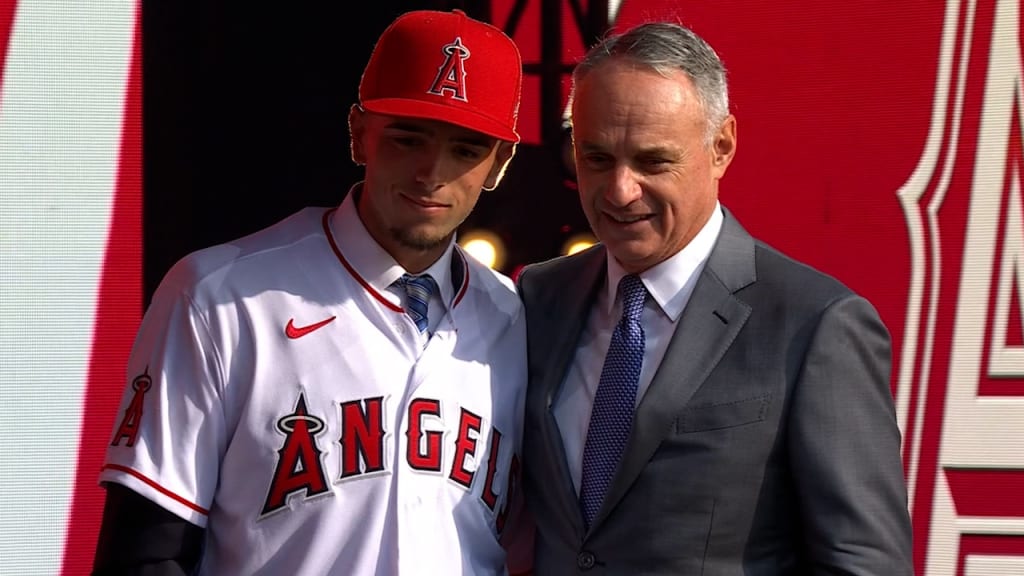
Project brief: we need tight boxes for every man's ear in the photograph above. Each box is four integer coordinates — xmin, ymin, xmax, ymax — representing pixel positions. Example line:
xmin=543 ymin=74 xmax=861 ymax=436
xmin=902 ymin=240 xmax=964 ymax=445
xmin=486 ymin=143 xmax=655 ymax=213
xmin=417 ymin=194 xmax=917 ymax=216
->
xmin=710 ymin=114 xmax=737 ymax=179
xmin=349 ymin=104 xmax=367 ymax=165
xmin=483 ymin=141 xmax=517 ymax=191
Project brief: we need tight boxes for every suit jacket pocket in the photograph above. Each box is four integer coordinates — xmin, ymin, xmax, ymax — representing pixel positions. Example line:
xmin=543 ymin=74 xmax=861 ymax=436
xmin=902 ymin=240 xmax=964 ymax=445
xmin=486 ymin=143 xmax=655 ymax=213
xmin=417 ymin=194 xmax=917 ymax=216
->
xmin=675 ymin=393 xmax=771 ymax=433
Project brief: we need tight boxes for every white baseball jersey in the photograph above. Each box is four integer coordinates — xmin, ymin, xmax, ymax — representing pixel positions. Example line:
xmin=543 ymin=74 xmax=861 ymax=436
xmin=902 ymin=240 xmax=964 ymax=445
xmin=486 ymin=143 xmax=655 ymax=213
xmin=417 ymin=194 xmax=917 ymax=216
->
xmin=100 ymin=191 xmax=529 ymax=575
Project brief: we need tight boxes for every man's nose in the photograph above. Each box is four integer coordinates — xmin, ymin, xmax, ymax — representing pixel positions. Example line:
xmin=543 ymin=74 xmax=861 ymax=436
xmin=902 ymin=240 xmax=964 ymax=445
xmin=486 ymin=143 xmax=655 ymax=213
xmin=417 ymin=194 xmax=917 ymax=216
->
xmin=414 ymin=147 xmax=448 ymax=189
xmin=604 ymin=164 xmax=643 ymax=207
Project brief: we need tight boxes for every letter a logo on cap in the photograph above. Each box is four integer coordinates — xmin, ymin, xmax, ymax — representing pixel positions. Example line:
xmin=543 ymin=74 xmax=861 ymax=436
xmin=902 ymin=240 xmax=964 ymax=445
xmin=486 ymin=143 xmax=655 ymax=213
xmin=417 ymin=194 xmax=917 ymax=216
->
xmin=428 ymin=37 xmax=470 ymax=102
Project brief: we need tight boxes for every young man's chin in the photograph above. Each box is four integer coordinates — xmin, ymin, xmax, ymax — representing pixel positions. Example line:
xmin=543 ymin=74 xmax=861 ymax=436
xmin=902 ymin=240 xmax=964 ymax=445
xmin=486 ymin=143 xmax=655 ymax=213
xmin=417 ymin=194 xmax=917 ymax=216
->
xmin=391 ymin=225 xmax=453 ymax=253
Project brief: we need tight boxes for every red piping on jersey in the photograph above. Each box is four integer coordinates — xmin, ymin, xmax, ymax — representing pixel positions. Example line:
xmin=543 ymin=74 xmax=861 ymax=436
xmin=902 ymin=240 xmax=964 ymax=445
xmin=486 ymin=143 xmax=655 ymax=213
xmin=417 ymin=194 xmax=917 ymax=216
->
xmin=323 ymin=208 xmax=402 ymax=312
xmin=452 ymin=248 xmax=470 ymax=307
xmin=322 ymin=207 xmax=470 ymax=311
xmin=101 ymin=463 xmax=210 ymax=515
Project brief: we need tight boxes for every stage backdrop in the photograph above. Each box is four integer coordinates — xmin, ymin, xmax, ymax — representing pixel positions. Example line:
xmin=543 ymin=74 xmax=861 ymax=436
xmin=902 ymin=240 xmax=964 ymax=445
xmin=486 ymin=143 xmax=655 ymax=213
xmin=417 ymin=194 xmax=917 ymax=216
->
xmin=0 ymin=1 xmax=1020 ymax=575
xmin=0 ymin=1 xmax=141 ymax=575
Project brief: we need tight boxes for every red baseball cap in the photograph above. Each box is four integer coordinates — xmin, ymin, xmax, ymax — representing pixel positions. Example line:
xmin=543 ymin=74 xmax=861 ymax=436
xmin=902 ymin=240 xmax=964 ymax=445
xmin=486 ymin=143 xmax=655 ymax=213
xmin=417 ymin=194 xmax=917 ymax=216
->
xmin=359 ymin=9 xmax=522 ymax=143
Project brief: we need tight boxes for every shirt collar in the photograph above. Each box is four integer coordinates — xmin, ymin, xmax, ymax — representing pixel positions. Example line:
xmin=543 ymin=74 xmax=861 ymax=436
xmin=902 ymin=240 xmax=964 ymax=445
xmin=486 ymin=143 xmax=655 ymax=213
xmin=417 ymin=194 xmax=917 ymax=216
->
xmin=330 ymin=183 xmax=456 ymax=309
xmin=605 ymin=201 xmax=723 ymax=321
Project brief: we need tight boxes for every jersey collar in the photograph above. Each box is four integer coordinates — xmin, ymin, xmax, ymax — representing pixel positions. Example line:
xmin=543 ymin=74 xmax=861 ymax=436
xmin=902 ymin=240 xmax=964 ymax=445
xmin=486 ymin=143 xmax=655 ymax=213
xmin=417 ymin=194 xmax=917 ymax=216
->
xmin=325 ymin=183 xmax=461 ymax=311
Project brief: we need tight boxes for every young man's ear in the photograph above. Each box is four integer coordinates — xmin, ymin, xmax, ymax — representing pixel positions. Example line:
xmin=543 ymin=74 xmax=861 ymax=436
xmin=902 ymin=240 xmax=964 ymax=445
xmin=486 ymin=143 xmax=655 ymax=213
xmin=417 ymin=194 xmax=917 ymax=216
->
xmin=483 ymin=141 xmax=517 ymax=191
xmin=348 ymin=104 xmax=367 ymax=165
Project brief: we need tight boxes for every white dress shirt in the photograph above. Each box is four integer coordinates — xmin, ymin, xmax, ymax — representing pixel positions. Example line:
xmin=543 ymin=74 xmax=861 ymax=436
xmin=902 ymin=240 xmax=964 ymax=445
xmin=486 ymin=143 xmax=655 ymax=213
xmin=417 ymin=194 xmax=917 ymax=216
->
xmin=553 ymin=204 xmax=724 ymax=494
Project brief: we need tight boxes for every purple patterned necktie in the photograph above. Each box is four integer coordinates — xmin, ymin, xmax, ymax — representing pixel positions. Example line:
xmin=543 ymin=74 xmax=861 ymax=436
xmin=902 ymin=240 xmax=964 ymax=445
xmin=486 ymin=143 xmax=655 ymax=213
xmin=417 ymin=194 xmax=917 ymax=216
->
xmin=579 ymin=274 xmax=647 ymax=528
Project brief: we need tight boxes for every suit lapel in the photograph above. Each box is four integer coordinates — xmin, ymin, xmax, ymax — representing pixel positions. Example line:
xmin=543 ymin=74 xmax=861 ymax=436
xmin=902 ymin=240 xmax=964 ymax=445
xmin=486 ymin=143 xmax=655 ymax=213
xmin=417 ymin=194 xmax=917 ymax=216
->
xmin=589 ymin=211 xmax=757 ymax=532
xmin=532 ymin=248 xmax=606 ymax=537
xmin=538 ymin=249 xmax=606 ymax=413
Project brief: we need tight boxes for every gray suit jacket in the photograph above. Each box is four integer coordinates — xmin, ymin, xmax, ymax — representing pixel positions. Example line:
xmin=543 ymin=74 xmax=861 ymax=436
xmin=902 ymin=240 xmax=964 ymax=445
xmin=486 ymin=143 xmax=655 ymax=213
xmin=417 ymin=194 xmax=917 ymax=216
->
xmin=516 ymin=209 xmax=913 ymax=575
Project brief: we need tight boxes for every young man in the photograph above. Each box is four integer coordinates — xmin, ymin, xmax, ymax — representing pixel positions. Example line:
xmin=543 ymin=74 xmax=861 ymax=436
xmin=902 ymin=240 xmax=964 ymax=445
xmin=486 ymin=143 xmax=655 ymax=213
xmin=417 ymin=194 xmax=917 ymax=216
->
xmin=93 ymin=10 xmax=530 ymax=575
xmin=517 ymin=21 xmax=913 ymax=574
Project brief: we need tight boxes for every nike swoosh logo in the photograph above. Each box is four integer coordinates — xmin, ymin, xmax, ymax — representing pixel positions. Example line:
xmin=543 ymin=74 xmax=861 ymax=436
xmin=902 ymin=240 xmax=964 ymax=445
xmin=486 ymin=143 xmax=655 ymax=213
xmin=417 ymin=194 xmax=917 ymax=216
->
xmin=285 ymin=316 xmax=337 ymax=339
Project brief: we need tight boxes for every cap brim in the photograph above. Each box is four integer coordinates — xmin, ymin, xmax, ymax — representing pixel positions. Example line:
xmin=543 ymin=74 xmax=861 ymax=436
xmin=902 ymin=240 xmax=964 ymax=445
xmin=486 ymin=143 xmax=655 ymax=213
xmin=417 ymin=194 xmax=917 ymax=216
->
xmin=362 ymin=98 xmax=520 ymax=143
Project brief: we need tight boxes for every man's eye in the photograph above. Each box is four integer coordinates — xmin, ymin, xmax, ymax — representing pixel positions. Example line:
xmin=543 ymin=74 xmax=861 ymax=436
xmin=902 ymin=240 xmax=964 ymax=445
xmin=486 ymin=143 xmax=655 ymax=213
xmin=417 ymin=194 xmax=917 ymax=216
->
xmin=582 ymin=155 xmax=611 ymax=168
xmin=392 ymin=136 xmax=419 ymax=147
xmin=641 ymin=158 xmax=673 ymax=171
xmin=454 ymin=146 xmax=485 ymax=160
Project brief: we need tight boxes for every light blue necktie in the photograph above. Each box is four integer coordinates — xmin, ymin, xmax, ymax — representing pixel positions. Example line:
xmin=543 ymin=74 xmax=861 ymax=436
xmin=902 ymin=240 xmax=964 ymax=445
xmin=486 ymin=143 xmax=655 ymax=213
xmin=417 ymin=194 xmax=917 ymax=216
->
xmin=398 ymin=274 xmax=436 ymax=333
xmin=579 ymin=274 xmax=647 ymax=528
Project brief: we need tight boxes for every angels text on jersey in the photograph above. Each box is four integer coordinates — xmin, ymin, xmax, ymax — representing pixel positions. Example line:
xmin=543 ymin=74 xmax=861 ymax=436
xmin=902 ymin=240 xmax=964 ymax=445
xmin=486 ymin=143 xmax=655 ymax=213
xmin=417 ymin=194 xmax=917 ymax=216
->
xmin=111 ymin=383 xmax=521 ymax=535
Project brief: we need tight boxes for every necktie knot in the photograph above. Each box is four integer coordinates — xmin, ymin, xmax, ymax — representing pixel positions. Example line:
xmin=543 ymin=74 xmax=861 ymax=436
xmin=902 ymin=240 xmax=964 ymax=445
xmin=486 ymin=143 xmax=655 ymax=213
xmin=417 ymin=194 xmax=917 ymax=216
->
xmin=618 ymin=274 xmax=646 ymax=323
xmin=398 ymin=274 xmax=435 ymax=333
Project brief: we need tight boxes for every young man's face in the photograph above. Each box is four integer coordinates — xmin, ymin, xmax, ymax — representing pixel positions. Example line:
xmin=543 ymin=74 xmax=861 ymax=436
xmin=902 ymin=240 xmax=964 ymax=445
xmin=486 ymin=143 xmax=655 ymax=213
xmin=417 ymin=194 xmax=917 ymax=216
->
xmin=350 ymin=107 xmax=514 ymax=273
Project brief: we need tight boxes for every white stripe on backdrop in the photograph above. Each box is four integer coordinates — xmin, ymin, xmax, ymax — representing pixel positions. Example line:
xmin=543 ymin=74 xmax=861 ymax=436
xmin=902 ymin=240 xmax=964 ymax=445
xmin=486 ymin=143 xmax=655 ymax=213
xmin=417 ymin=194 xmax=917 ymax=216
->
xmin=0 ymin=1 xmax=137 ymax=574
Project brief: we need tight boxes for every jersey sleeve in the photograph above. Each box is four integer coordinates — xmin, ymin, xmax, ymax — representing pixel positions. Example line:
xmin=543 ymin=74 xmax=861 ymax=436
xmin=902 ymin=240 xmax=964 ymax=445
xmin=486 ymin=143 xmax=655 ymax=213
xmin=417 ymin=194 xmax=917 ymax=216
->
xmin=98 ymin=267 xmax=227 ymax=527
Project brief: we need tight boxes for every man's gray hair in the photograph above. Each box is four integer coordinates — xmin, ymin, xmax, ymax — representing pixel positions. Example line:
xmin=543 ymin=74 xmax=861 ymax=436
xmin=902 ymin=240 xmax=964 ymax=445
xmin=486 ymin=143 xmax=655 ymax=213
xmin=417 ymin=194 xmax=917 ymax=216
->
xmin=572 ymin=21 xmax=730 ymax=145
